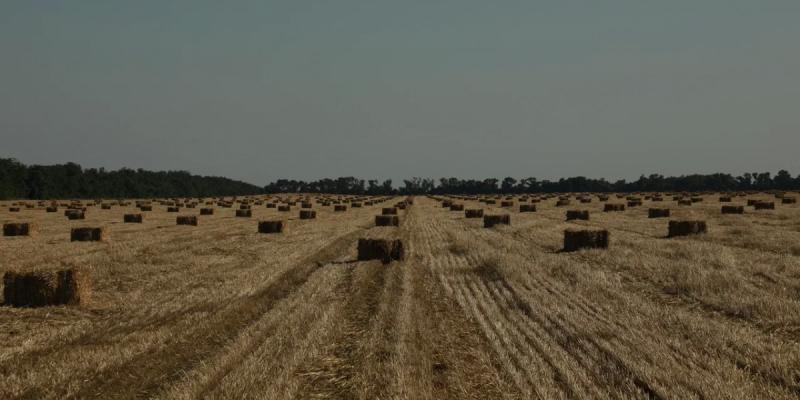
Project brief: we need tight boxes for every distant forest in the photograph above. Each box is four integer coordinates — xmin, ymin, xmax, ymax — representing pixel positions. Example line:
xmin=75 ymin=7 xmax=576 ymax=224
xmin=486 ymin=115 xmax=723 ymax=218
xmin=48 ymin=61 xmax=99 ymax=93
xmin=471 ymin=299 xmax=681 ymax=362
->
xmin=0 ymin=158 xmax=262 ymax=200
xmin=1 ymin=158 xmax=799 ymax=199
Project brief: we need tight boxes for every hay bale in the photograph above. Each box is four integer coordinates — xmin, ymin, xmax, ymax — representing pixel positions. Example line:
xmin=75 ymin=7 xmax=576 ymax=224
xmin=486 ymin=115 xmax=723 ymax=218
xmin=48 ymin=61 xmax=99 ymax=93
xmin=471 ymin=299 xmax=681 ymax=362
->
xmin=449 ymin=204 xmax=464 ymax=211
xmin=782 ymin=197 xmax=797 ymax=204
xmin=70 ymin=227 xmax=103 ymax=242
xmin=299 ymin=210 xmax=317 ymax=219
xmin=375 ymin=215 xmax=399 ymax=226
xmin=258 ymin=220 xmax=286 ymax=234
xmin=101 ymin=204 xmax=112 ymax=210
xmin=351 ymin=202 xmax=362 ymax=208
xmin=500 ymin=201 xmax=514 ymax=208
xmin=691 ymin=197 xmax=704 ymax=203
xmin=123 ymin=214 xmax=143 ymax=223
xmin=382 ymin=207 xmax=398 ymax=215
xmin=566 ymin=210 xmax=590 ymax=221
xmin=678 ymin=199 xmax=693 ymax=206
xmin=3 ymin=269 xmax=90 ymax=307
xmin=627 ymin=200 xmax=642 ymax=207
xmin=3 ymin=223 xmax=33 ymax=236
xmin=65 ymin=210 xmax=85 ymax=220
xmin=483 ymin=214 xmax=510 ymax=228
xmin=240 ymin=204 xmax=251 ymax=210
xmin=266 ymin=203 xmax=277 ymax=208
xmin=721 ymin=205 xmax=744 ymax=214
xmin=167 ymin=207 xmax=180 ymax=213
xmin=301 ymin=202 xmax=313 ymax=209
xmin=357 ymin=238 xmax=404 ymax=264
xmin=754 ymin=201 xmax=775 ymax=210
xmin=236 ymin=209 xmax=252 ymax=218
xmin=668 ymin=220 xmax=707 ymax=237
xmin=139 ymin=205 xmax=153 ymax=212
xmin=648 ymin=208 xmax=670 ymax=218
xmin=719 ymin=196 xmax=732 ymax=202
xmin=556 ymin=200 xmax=571 ymax=207
xmin=519 ymin=204 xmax=536 ymax=213
xmin=334 ymin=205 xmax=347 ymax=212
xmin=9 ymin=207 xmax=20 ymax=212
xmin=746 ymin=199 xmax=758 ymax=206
xmin=278 ymin=205 xmax=291 ymax=212
xmin=176 ymin=216 xmax=198 ymax=226
xmin=603 ymin=204 xmax=625 ymax=212
xmin=563 ymin=229 xmax=609 ymax=252
xmin=46 ymin=206 xmax=58 ymax=213
xmin=465 ymin=209 xmax=484 ymax=218
xmin=200 ymin=208 xmax=214 ymax=215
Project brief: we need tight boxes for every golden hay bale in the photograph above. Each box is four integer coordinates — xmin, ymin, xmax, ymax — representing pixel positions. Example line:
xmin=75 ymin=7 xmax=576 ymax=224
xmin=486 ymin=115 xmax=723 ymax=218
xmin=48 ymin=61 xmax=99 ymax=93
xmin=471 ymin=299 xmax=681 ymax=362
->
xmin=500 ymin=201 xmax=514 ymax=207
xmin=301 ymin=202 xmax=313 ymax=209
xmin=375 ymin=215 xmax=399 ymax=226
xmin=483 ymin=214 xmax=510 ymax=228
xmin=65 ymin=210 xmax=85 ymax=220
xmin=3 ymin=269 xmax=91 ymax=307
xmin=580 ymin=198 xmax=592 ymax=203
xmin=299 ymin=210 xmax=316 ymax=219
xmin=449 ymin=204 xmax=464 ymax=211
xmin=678 ymin=199 xmax=693 ymax=206
xmin=563 ymin=229 xmax=609 ymax=252
xmin=566 ymin=210 xmax=590 ymax=221
xmin=3 ymin=223 xmax=33 ymax=236
xmin=258 ymin=220 xmax=286 ymax=234
xmin=782 ymin=197 xmax=797 ymax=204
xmin=754 ymin=201 xmax=775 ymax=210
xmin=746 ymin=199 xmax=758 ymax=206
xmin=441 ymin=200 xmax=452 ymax=208
xmin=266 ymin=203 xmax=277 ymax=208
xmin=627 ymin=200 xmax=643 ymax=207
xmin=719 ymin=196 xmax=732 ymax=202
xmin=519 ymin=204 xmax=536 ymax=213
xmin=200 ymin=208 xmax=214 ymax=215
xmin=357 ymin=238 xmax=404 ymax=264
xmin=9 ymin=207 xmax=20 ymax=212
xmin=351 ymin=202 xmax=362 ymax=208
xmin=239 ymin=204 xmax=251 ymax=210
xmin=278 ymin=205 xmax=291 ymax=212
xmin=176 ymin=216 xmax=198 ymax=226
xmin=668 ymin=220 xmax=707 ymax=237
xmin=382 ymin=207 xmax=398 ymax=215
xmin=648 ymin=208 xmax=670 ymax=218
xmin=101 ymin=204 xmax=112 ymax=210
xmin=465 ymin=209 xmax=484 ymax=218
xmin=598 ymin=195 xmax=609 ymax=201
xmin=139 ymin=205 xmax=153 ymax=212
xmin=334 ymin=205 xmax=347 ymax=212
xmin=604 ymin=204 xmax=625 ymax=212
xmin=236 ymin=209 xmax=252 ymax=218
xmin=721 ymin=205 xmax=744 ymax=214
xmin=556 ymin=199 xmax=571 ymax=207
xmin=70 ymin=227 xmax=104 ymax=242
xmin=46 ymin=206 xmax=58 ymax=213
xmin=123 ymin=214 xmax=143 ymax=223
xmin=167 ymin=207 xmax=180 ymax=213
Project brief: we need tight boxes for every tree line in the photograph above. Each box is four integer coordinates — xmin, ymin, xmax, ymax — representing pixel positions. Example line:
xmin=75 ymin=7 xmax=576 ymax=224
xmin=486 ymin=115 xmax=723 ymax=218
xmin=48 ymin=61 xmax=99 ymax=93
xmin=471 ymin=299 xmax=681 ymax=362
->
xmin=2 ymin=157 xmax=799 ymax=199
xmin=0 ymin=158 xmax=262 ymax=200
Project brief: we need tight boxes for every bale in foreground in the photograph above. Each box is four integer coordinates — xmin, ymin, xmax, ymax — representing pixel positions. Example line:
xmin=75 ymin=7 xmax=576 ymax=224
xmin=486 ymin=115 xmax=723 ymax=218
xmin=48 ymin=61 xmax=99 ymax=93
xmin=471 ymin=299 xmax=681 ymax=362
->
xmin=484 ymin=214 xmax=510 ymax=228
xmin=3 ymin=223 xmax=33 ymax=236
xmin=177 ymin=216 xmax=198 ymax=226
xmin=71 ymin=227 xmax=103 ymax=242
xmin=3 ymin=269 xmax=91 ymax=307
xmin=668 ymin=220 xmax=707 ymax=237
xmin=375 ymin=215 xmax=399 ymax=226
xmin=357 ymin=238 xmax=404 ymax=264
xmin=258 ymin=220 xmax=286 ymax=233
xmin=563 ymin=229 xmax=609 ymax=252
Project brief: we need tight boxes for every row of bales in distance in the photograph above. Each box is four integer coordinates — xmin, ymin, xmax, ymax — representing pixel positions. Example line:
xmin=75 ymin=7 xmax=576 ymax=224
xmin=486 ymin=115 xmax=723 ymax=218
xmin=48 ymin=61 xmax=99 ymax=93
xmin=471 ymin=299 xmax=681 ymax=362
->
xmin=431 ymin=190 xmax=797 ymax=252
xmin=2 ymin=194 xmax=413 ymax=307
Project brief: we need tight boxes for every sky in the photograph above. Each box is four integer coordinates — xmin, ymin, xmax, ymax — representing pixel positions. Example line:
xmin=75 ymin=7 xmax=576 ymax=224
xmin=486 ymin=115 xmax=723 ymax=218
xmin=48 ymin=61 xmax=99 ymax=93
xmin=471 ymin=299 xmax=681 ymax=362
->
xmin=1 ymin=1 xmax=799 ymax=185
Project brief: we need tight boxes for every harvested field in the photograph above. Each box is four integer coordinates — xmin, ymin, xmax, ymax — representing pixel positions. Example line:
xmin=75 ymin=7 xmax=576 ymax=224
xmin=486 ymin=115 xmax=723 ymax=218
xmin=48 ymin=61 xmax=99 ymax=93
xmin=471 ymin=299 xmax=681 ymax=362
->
xmin=1 ymin=193 xmax=799 ymax=399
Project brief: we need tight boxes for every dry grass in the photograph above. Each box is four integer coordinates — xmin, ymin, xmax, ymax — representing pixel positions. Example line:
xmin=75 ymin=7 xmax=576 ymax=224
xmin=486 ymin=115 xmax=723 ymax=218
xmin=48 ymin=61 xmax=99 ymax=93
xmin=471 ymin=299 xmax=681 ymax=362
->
xmin=1 ymin=194 xmax=799 ymax=399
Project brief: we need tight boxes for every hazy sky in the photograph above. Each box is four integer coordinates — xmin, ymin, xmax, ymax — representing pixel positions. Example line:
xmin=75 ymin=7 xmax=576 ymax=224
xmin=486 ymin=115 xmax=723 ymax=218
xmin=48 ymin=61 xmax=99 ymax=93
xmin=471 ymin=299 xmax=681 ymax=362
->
xmin=2 ymin=1 xmax=799 ymax=185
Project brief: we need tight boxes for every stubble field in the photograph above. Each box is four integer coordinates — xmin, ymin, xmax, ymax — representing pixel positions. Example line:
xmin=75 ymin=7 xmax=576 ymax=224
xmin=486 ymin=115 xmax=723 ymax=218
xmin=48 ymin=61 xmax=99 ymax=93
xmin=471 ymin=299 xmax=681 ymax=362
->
xmin=1 ymin=193 xmax=799 ymax=399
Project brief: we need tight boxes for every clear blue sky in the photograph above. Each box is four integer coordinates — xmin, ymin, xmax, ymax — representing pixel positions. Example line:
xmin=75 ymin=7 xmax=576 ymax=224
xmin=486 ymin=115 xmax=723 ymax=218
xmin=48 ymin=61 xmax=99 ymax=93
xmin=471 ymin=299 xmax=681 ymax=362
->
xmin=2 ymin=1 xmax=799 ymax=184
